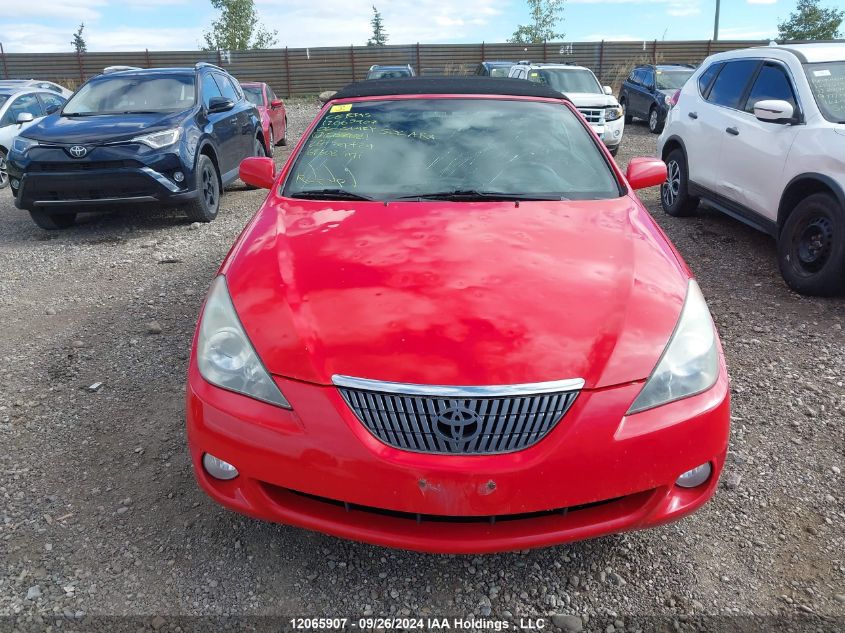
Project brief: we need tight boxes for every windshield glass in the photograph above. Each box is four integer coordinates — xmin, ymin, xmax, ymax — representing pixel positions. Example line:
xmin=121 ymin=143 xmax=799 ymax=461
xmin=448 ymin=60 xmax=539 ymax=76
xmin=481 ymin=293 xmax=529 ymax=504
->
xmin=243 ymin=86 xmax=264 ymax=106
xmin=284 ymin=98 xmax=620 ymax=200
xmin=0 ymin=95 xmax=8 ymax=109
xmin=804 ymin=62 xmax=845 ymax=122
xmin=63 ymin=75 xmax=195 ymax=115
xmin=656 ymin=69 xmax=693 ymax=90
xmin=529 ymin=69 xmax=602 ymax=94
xmin=488 ymin=64 xmax=514 ymax=77
xmin=368 ymin=69 xmax=412 ymax=80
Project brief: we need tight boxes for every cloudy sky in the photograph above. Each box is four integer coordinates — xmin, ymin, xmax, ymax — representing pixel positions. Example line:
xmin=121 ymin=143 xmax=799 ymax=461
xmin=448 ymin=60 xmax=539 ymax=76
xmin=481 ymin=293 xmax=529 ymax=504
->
xmin=0 ymin=0 xmax=802 ymax=53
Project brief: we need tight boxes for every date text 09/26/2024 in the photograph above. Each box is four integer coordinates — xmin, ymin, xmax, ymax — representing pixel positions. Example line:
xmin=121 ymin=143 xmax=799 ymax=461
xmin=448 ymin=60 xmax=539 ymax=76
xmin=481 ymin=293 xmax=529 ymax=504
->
xmin=289 ymin=617 xmax=548 ymax=630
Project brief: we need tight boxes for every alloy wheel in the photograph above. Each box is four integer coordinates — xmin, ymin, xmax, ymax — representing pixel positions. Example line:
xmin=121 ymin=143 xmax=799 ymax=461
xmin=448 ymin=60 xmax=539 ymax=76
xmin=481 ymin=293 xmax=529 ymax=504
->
xmin=649 ymin=109 xmax=658 ymax=132
xmin=0 ymin=154 xmax=8 ymax=189
xmin=202 ymin=165 xmax=217 ymax=210
xmin=662 ymin=160 xmax=680 ymax=208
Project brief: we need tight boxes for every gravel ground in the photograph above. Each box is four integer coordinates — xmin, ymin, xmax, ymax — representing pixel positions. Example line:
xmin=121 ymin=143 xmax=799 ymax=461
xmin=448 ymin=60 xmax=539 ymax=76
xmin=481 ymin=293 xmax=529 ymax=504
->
xmin=0 ymin=100 xmax=843 ymax=633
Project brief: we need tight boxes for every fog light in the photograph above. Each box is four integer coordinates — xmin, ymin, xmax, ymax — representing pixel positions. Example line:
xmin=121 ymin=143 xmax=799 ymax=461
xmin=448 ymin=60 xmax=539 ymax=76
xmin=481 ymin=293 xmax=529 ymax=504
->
xmin=11 ymin=179 xmax=20 ymax=188
xmin=173 ymin=171 xmax=185 ymax=183
xmin=676 ymin=463 xmax=712 ymax=488
xmin=613 ymin=129 xmax=621 ymax=138
xmin=202 ymin=453 xmax=239 ymax=480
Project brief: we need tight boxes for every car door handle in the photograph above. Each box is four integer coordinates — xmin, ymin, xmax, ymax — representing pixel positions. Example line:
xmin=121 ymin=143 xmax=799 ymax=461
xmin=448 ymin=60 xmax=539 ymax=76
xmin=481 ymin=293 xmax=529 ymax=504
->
xmin=688 ymin=112 xmax=698 ymax=119
xmin=726 ymin=127 xmax=739 ymax=136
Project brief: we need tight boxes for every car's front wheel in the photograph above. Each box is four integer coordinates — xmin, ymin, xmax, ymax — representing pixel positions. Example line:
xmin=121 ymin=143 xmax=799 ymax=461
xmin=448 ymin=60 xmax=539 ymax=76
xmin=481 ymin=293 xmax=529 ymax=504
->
xmin=30 ymin=209 xmax=76 ymax=230
xmin=267 ymin=128 xmax=275 ymax=158
xmin=778 ymin=192 xmax=845 ymax=296
xmin=0 ymin=149 xmax=9 ymax=190
xmin=648 ymin=107 xmax=663 ymax=134
xmin=184 ymin=154 xmax=220 ymax=223
xmin=661 ymin=149 xmax=699 ymax=217
xmin=280 ymin=117 xmax=288 ymax=146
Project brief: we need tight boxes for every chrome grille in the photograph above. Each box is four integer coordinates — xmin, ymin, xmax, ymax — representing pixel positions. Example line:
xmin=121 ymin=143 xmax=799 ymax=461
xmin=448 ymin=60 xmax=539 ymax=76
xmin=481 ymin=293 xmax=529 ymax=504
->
xmin=578 ymin=107 xmax=604 ymax=124
xmin=335 ymin=377 xmax=581 ymax=455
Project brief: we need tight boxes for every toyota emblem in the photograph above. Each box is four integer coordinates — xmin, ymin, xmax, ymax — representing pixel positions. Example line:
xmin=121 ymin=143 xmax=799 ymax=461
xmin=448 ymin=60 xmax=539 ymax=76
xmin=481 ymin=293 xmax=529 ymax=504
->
xmin=68 ymin=145 xmax=88 ymax=158
xmin=434 ymin=403 xmax=482 ymax=449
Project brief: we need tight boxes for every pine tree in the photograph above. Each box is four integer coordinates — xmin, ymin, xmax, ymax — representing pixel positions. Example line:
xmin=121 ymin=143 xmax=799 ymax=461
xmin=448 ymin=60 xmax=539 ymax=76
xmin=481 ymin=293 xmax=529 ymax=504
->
xmin=367 ymin=6 xmax=388 ymax=47
xmin=72 ymin=23 xmax=87 ymax=54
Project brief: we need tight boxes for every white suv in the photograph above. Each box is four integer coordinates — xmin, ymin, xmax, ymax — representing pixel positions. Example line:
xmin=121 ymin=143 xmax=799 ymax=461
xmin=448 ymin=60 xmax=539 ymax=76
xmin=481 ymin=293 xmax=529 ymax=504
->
xmin=657 ymin=43 xmax=845 ymax=296
xmin=509 ymin=63 xmax=624 ymax=155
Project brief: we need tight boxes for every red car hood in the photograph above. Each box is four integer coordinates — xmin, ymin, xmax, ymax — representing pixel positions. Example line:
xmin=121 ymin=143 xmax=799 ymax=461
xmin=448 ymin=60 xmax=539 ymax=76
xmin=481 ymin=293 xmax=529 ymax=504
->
xmin=223 ymin=196 xmax=690 ymax=389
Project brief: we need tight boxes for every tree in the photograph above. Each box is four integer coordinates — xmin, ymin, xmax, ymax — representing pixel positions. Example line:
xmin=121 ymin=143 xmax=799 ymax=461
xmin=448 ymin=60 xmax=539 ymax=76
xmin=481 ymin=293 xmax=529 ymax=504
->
xmin=71 ymin=23 xmax=87 ymax=54
xmin=509 ymin=0 xmax=565 ymax=44
xmin=367 ymin=6 xmax=388 ymax=47
xmin=778 ymin=0 xmax=843 ymax=41
xmin=202 ymin=0 xmax=278 ymax=51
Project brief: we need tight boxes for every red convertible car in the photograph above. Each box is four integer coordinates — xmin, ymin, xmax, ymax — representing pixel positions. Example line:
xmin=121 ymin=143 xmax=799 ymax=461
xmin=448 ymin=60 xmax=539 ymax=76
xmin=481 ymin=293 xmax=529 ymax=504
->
xmin=241 ymin=81 xmax=286 ymax=157
xmin=187 ymin=78 xmax=730 ymax=553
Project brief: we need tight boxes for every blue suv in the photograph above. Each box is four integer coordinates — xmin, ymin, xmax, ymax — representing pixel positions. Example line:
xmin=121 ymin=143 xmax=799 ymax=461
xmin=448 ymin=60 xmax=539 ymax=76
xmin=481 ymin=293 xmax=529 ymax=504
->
xmin=7 ymin=63 xmax=264 ymax=229
xmin=618 ymin=64 xmax=695 ymax=134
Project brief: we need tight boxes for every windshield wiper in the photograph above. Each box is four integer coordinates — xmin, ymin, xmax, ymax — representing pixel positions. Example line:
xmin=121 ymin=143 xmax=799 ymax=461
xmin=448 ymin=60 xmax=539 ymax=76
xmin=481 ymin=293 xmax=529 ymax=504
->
xmin=393 ymin=189 xmax=566 ymax=201
xmin=290 ymin=189 xmax=375 ymax=201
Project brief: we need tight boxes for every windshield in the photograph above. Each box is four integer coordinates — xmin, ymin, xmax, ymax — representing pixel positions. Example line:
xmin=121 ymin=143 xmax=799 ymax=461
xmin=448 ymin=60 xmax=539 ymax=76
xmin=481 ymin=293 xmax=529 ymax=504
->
xmin=529 ymin=69 xmax=602 ymax=95
xmin=368 ymin=69 xmax=411 ymax=80
xmin=656 ymin=69 xmax=693 ymax=90
xmin=63 ymin=75 xmax=196 ymax=115
xmin=284 ymin=98 xmax=620 ymax=200
xmin=804 ymin=62 xmax=845 ymax=123
xmin=488 ymin=64 xmax=514 ymax=77
xmin=243 ymin=86 xmax=264 ymax=106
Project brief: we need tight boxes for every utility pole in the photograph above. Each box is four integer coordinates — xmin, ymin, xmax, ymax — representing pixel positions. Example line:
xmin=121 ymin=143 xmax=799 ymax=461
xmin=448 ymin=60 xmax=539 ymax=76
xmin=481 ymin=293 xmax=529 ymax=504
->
xmin=713 ymin=0 xmax=721 ymax=41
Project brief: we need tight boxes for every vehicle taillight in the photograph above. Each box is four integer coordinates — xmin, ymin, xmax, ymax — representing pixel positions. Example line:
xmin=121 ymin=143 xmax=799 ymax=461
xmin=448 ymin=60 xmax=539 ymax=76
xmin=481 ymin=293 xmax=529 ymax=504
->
xmin=670 ymin=90 xmax=681 ymax=108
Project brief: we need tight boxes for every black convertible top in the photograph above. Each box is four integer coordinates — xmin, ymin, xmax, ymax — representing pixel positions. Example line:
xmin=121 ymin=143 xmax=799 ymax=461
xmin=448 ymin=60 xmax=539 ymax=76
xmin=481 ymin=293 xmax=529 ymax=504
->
xmin=330 ymin=76 xmax=568 ymax=101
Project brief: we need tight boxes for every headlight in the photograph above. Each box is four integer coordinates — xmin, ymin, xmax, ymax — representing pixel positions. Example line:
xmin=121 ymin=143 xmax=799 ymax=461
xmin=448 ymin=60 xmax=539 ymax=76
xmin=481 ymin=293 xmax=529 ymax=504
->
xmin=627 ymin=280 xmax=719 ymax=414
xmin=197 ymin=276 xmax=291 ymax=408
xmin=131 ymin=128 xmax=181 ymax=149
xmin=12 ymin=137 xmax=39 ymax=154
xmin=605 ymin=106 xmax=624 ymax=122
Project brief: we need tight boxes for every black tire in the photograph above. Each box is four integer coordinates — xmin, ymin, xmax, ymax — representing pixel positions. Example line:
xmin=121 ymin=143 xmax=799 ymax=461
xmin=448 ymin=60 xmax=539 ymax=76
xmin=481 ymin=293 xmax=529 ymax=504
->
xmin=184 ymin=154 xmax=220 ymax=223
xmin=30 ymin=209 xmax=76 ymax=230
xmin=254 ymin=135 xmax=266 ymax=157
xmin=280 ymin=117 xmax=288 ymax=146
xmin=778 ymin=193 xmax=845 ymax=296
xmin=648 ymin=107 xmax=663 ymax=134
xmin=267 ymin=127 xmax=275 ymax=158
xmin=0 ymin=148 xmax=9 ymax=190
xmin=609 ymin=146 xmax=619 ymax=157
xmin=620 ymin=99 xmax=632 ymax=124
xmin=660 ymin=148 xmax=699 ymax=217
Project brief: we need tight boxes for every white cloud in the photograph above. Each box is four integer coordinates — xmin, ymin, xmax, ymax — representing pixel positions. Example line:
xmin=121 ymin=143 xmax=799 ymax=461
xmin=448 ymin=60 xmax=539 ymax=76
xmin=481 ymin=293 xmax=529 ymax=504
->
xmin=0 ymin=0 xmax=106 ymax=21
xmin=0 ymin=22 xmax=201 ymax=52
xmin=256 ymin=0 xmax=506 ymax=46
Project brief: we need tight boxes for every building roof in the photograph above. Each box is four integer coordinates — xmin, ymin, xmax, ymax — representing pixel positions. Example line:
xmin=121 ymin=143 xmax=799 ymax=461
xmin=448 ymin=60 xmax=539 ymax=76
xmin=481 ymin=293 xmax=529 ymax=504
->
xmin=330 ymin=76 xmax=567 ymax=101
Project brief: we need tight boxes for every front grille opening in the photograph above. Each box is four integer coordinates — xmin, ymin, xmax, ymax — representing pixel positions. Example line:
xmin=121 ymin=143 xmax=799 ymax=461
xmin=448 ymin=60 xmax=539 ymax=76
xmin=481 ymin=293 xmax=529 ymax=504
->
xmin=338 ymin=388 xmax=579 ymax=455
xmin=267 ymin=484 xmax=623 ymax=525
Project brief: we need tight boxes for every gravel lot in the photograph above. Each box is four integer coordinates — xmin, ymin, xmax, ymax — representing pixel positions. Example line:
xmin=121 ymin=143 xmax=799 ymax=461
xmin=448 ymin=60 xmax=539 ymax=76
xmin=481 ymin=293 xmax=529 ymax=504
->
xmin=0 ymin=100 xmax=843 ymax=633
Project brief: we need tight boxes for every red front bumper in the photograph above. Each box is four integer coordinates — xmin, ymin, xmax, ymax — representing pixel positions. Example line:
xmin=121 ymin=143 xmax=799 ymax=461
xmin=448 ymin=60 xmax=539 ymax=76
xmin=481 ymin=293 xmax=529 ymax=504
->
xmin=186 ymin=363 xmax=730 ymax=553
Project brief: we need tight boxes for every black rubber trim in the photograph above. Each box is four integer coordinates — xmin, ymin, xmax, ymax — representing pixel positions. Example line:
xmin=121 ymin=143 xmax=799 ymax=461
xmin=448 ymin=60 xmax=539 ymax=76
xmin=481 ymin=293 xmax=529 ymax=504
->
xmin=330 ymin=76 xmax=568 ymax=102
xmin=688 ymin=181 xmax=778 ymax=237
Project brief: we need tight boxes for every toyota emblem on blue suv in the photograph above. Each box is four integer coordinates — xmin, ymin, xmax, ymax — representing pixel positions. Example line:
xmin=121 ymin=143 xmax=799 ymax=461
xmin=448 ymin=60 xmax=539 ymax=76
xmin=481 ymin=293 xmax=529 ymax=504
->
xmin=6 ymin=62 xmax=266 ymax=230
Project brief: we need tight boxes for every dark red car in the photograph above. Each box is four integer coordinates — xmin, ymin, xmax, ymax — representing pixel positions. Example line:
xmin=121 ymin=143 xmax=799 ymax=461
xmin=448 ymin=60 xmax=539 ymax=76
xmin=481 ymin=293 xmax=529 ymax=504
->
xmin=241 ymin=81 xmax=286 ymax=157
xmin=186 ymin=78 xmax=730 ymax=553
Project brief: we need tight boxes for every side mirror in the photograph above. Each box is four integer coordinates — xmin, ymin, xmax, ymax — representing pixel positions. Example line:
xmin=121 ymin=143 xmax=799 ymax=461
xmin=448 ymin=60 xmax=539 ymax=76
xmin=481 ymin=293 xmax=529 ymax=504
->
xmin=753 ymin=99 xmax=795 ymax=124
xmin=603 ymin=86 xmax=613 ymax=96
xmin=207 ymin=96 xmax=235 ymax=114
xmin=270 ymin=99 xmax=284 ymax=109
xmin=239 ymin=156 xmax=275 ymax=190
xmin=626 ymin=157 xmax=667 ymax=190
xmin=17 ymin=112 xmax=35 ymax=124
xmin=45 ymin=104 xmax=61 ymax=115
